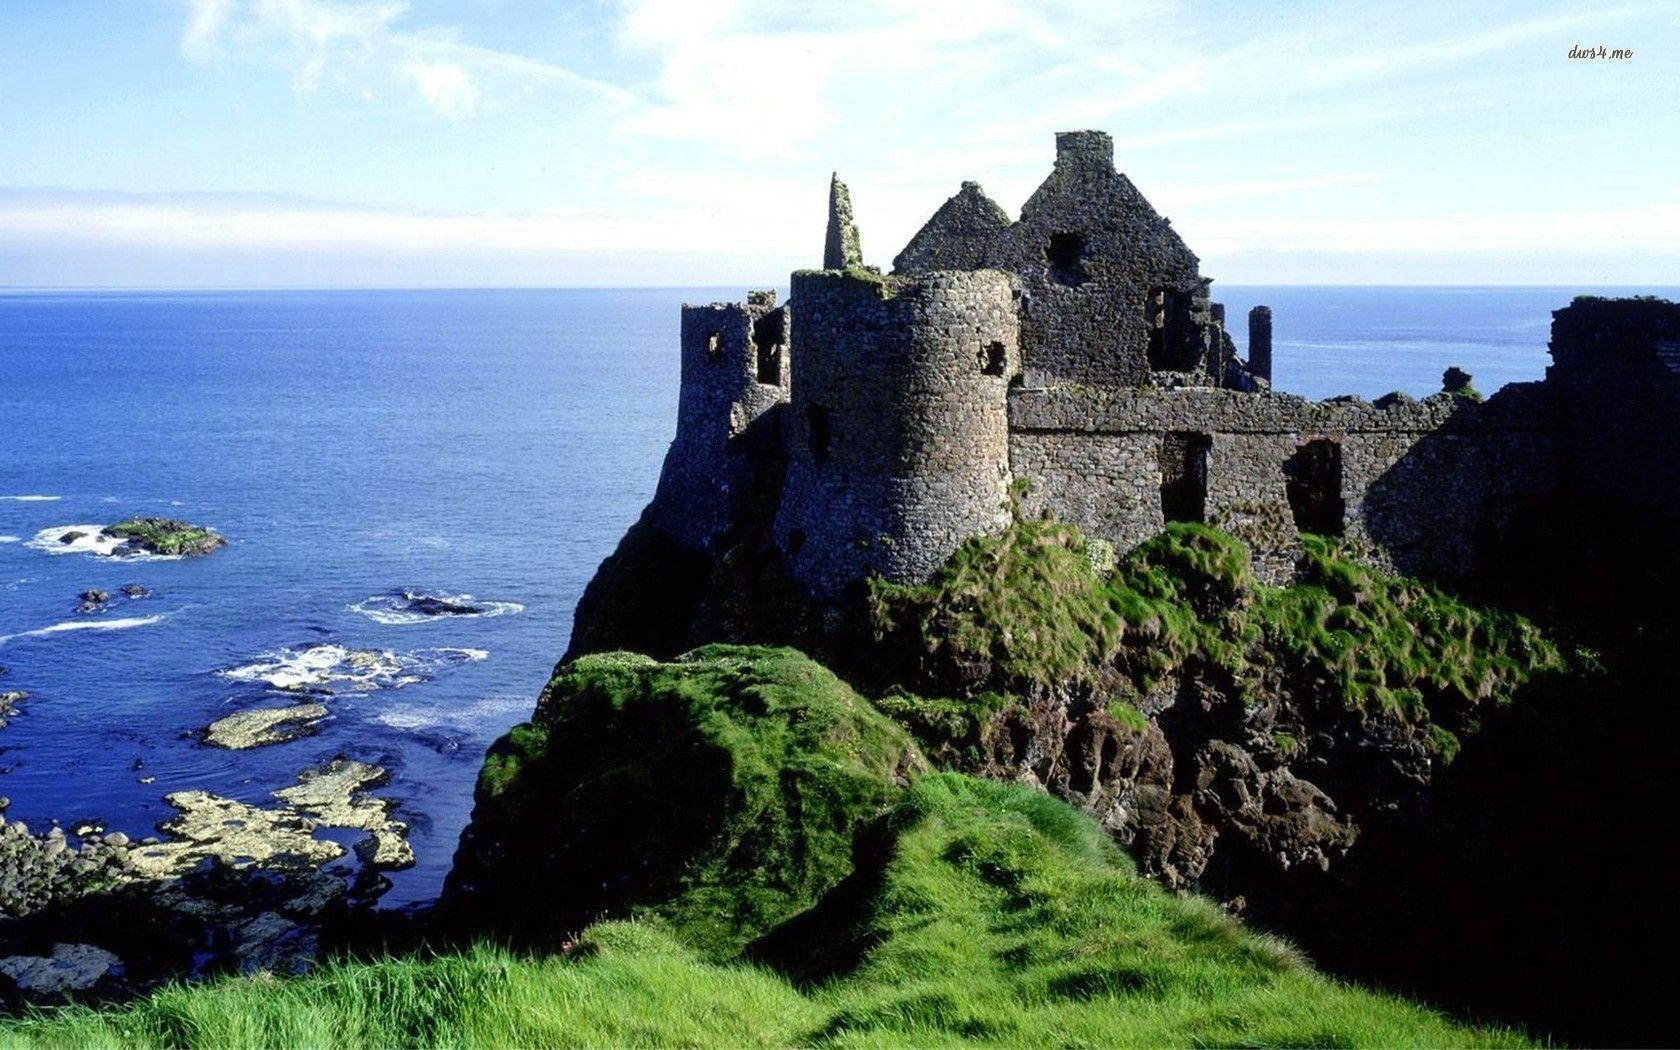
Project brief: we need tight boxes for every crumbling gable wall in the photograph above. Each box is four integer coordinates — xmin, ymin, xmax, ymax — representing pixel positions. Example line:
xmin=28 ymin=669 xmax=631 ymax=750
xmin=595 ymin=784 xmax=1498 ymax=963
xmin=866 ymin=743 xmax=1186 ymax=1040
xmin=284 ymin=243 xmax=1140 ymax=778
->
xmin=894 ymin=130 xmax=1214 ymax=389
xmin=892 ymin=181 xmax=1013 ymax=273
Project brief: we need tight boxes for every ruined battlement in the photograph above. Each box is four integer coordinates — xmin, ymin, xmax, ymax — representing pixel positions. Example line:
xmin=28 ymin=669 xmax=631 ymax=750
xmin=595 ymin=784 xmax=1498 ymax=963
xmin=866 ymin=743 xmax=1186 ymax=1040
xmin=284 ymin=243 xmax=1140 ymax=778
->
xmin=627 ymin=131 xmax=1678 ymax=601
xmin=645 ymin=292 xmax=788 ymax=553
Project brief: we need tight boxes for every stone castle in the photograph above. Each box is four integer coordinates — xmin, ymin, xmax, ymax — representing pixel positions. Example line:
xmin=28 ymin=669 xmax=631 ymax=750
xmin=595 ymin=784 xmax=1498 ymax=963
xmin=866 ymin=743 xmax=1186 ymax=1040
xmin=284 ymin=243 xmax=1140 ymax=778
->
xmin=633 ymin=130 xmax=1680 ymax=604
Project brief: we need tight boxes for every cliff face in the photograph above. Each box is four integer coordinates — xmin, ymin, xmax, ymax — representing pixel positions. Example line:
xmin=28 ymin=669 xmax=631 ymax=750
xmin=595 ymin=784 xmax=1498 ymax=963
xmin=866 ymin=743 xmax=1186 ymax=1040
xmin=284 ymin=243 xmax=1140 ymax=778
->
xmin=553 ymin=486 xmax=1680 ymax=1043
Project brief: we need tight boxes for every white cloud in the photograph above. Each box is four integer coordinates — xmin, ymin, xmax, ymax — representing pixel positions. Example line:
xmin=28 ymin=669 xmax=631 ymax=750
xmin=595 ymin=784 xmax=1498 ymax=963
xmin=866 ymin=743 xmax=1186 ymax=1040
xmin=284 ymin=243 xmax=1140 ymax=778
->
xmin=178 ymin=0 xmax=628 ymax=117
xmin=403 ymin=60 xmax=480 ymax=117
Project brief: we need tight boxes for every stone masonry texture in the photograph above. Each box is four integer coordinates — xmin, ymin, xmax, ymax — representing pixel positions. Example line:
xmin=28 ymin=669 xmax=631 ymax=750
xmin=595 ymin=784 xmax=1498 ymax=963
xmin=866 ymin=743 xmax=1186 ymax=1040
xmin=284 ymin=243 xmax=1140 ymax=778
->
xmin=628 ymin=131 xmax=1680 ymax=600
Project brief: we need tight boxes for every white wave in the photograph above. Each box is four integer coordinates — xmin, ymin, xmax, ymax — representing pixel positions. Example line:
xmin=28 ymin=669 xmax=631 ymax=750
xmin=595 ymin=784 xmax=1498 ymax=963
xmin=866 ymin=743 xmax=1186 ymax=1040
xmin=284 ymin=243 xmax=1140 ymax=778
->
xmin=376 ymin=694 xmax=530 ymax=732
xmin=25 ymin=525 xmax=178 ymax=561
xmin=427 ymin=647 xmax=490 ymax=663
xmin=349 ymin=589 xmax=524 ymax=626
xmin=0 ymin=614 xmax=164 ymax=646
xmin=222 ymin=643 xmax=486 ymax=694
xmin=0 ymin=495 xmax=60 ymax=502
xmin=0 ymin=536 xmax=19 ymax=544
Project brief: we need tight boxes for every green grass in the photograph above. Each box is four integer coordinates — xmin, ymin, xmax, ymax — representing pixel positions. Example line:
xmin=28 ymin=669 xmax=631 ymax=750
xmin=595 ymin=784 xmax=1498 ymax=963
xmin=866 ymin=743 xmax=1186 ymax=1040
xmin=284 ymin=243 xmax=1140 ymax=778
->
xmin=0 ymin=775 xmax=1522 ymax=1049
xmin=870 ymin=520 xmax=1564 ymax=758
xmin=1252 ymin=534 xmax=1564 ymax=729
xmin=445 ymin=645 xmax=923 ymax=957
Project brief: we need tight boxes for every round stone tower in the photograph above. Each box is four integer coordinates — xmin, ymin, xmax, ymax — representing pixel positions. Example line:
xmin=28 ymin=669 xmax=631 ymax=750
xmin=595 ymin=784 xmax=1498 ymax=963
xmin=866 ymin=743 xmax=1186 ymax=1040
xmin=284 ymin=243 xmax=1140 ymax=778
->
xmin=648 ymin=290 xmax=789 ymax=553
xmin=774 ymin=269 xmax=1019 ymax=597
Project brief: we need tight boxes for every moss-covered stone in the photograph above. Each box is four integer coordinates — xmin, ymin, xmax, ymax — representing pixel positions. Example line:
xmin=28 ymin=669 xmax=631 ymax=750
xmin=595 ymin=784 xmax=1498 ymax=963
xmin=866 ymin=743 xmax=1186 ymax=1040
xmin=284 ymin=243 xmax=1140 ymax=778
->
xmin=101 ymin=518 xmax=225 ymax=557
xmin=443 ymin=645 xmax=924 ymax=956
xmin=870 ymin=519 xmax=1562 ymax=750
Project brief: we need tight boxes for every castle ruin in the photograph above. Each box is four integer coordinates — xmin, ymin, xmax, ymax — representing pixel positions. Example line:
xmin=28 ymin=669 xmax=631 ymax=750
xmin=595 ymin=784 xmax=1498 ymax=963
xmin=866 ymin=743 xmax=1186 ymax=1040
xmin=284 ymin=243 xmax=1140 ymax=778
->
xmin=637 ymin=130 xmax=1680 ymax=603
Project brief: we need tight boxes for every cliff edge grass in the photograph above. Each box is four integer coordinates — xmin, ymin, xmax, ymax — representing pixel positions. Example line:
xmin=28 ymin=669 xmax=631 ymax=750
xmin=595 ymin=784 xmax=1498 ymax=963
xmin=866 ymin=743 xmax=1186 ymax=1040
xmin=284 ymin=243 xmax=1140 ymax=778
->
xmin=3 ymin=649 xmax=1523 ymax=1048
xmin=870 ymin=518 xmax=1564 ymax=757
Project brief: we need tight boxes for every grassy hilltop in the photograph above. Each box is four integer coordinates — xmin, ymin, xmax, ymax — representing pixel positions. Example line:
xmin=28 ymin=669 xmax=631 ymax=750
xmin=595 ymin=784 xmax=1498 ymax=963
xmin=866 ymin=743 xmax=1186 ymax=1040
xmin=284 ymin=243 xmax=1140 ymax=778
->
xmin=2 ymin=645 xmax=1525 ymax=1048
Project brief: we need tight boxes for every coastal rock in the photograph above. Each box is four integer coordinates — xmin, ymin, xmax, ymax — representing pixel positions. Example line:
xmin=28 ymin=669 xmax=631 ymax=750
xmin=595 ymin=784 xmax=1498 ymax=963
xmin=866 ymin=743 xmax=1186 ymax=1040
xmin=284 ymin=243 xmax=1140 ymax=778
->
xmin=0 ymin=818 xmax=131 ymax=918
xmin=76 ymin=584 xmax=111 ymax=611
xmin=120 ymin=584 xmax=150 ymax=599
xmin=0 ymin=691 xmax=26 ymax=730
xmin=202 ymin=703 xmax=329 ymax=750
xmin=101 ymin=518 xmax=226 ymax=558
xmin=126 ymin=791 xmax=343 ymax=879
xmin=0 ymin=943 xmax=122 ymax=994
xmin=407 ymin=594 xmax=482 ymax=617
xmin=274 ymin=759 xmax=413 ymax=870
xmin=350 ymin=589 xmax=523 ymax=625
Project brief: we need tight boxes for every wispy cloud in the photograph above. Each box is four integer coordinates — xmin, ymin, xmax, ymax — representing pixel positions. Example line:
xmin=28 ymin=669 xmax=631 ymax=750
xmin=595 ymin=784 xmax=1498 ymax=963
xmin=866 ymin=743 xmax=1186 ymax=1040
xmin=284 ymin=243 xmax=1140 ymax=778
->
xmin=11 ymin=179 xmax=1675 ymax=261
xmin=0 ymin=187 xmax=799 ymax=254
xmin=178 ymin=0 xmax=631 ymax=117
xmin=1185 ymin=203 xmax=1680 ymax=256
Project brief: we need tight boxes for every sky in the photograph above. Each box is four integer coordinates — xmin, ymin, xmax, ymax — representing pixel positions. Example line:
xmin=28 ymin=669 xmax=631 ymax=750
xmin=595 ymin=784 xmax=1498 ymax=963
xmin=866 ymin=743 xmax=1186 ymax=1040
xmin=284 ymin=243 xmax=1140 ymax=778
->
xmin=1 ymin=0 xmax=1677 ymax=288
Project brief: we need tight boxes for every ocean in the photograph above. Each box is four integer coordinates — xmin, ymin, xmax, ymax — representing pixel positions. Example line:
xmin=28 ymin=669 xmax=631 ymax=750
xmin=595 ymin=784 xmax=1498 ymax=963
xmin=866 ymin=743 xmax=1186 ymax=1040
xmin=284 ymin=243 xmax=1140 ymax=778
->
xmin=0 ymin=284 xmax=1668 ymax=905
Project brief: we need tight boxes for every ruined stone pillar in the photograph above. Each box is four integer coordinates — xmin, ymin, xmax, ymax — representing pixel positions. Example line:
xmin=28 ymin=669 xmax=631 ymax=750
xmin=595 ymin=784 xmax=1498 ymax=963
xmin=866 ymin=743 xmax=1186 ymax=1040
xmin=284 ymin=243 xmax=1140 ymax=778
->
xmin=823 ymin=174 xmax=862 ymax=270
xmin=1248 ymin=305 xmax=1273 ymax=382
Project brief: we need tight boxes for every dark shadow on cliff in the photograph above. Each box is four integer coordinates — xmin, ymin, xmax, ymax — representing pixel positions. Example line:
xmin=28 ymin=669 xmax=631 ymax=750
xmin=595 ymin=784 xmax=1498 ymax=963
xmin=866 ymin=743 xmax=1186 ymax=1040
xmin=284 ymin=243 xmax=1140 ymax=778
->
xmin=1250 ymin=645 xmax=1680 ymax=1047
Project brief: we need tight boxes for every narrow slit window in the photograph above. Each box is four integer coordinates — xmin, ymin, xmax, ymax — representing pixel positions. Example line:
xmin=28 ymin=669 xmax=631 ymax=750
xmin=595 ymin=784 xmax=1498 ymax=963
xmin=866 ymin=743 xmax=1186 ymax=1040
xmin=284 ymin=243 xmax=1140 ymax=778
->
xmin=807 ymin=404 xmax=831 ymax=466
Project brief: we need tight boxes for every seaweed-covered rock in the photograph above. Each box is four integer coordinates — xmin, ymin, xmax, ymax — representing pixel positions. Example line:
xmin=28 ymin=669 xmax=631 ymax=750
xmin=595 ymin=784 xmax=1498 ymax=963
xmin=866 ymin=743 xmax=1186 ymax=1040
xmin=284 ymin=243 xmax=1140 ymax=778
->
xmin=444 ymin=646 xmax=923 ymax=954
xmin=101 ymin=518 xmax=225 ymax=558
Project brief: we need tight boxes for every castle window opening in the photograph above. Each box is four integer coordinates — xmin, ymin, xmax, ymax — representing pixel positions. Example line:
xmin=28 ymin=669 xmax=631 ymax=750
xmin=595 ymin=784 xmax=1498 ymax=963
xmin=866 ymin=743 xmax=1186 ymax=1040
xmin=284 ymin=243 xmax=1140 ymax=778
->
xmin=980 ymin=341 xmax=1008 ymax=376
xmin=753 ymin=311 xmax=786 ymax=385
xmin=1046 ymin=233 xmax=1089 ymax=287
xmin=1284 ymin=438 xmax=1344 ymax=536
xmin=706 ymin=331 xmax=723 ymax=360
xmin=807 ymin=404 xmax=832 ymax=466
xmin=1146 ymin=287 xmax=1194 ymax=370
xmin=1160 ymin=432 xmax=1211 ymax=524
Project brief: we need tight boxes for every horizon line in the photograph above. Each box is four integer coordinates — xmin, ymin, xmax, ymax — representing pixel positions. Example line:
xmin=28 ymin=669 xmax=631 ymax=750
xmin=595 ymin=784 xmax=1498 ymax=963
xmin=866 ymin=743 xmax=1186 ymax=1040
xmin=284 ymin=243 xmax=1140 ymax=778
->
xmin=4 ymin=282 xmax=1679 ymax=295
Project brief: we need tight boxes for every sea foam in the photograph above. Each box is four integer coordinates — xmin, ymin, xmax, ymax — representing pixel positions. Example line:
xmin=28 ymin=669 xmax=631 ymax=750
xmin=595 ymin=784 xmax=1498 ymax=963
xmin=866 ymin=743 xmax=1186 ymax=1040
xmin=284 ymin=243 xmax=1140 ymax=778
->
xmin=26 ymin=525 xmax=177 ymax=560
xmin=349 ymin=589 xmax=524 ymax=626
xmin=0 ymin=614 xmax=165 ymax=646
xmin=222 ymin=643 xmax=487 ymax=694
xmin=0 ymin=495 xmax=61 ymax=502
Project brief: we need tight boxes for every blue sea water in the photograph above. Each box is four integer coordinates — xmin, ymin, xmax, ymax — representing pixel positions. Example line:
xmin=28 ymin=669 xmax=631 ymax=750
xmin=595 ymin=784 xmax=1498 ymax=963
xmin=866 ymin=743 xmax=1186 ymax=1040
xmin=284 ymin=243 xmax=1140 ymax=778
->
xmin=0 ymin=284 xmax=1671 ymax=905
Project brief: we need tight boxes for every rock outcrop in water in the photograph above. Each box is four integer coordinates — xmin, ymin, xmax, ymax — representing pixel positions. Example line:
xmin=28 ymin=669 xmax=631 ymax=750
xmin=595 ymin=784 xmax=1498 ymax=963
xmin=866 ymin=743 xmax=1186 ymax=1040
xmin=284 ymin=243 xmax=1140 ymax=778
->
xmin=202 ymin=703 xmax=329 ymax=750
xmin=100 ymin=518 xmax=225 ymax=557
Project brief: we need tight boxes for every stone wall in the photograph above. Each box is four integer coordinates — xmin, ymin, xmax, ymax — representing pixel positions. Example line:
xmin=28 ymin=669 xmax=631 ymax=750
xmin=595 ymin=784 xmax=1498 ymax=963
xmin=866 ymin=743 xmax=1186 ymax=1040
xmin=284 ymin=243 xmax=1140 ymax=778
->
xmin=1009 ymin=383 xmax=1561 ymax=582
xmin=646 ymin=292 xmax=789 ymax=553
xmin=773 ymin=269 xmax=1020 ymax=597
xmin=1547 ymin=296 xmax=1680 ymax=523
